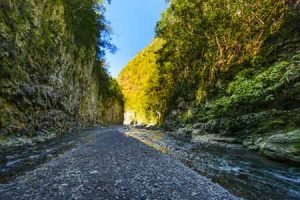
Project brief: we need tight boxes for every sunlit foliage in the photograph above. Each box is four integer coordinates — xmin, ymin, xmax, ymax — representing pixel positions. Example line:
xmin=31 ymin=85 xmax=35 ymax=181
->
xmin=156 ymin=0 xmax=288 ymax=103
xmin=120 ymin=0 xmax=298 ymax=126
xmin=118 ymin=39 xmax=165 ymax=124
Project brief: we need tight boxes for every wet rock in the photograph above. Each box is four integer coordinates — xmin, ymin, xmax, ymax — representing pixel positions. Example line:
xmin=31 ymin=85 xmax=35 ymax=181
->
xmin=262 ymin=129 xmax=300 ymax=163
xmin=0 ymin=137 xmax=34 ymax=148
xmin=192 ymin=134 xmax=243 ymax=149
xmin=125 ymin=127 xmax=300 ymax=199
xmin=242 ymin=136 xmax=266 ymax=151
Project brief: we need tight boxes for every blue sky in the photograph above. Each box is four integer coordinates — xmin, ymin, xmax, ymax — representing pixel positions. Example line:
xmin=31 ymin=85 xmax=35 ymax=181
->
xmin=105 ymin=0 xmax=168 ymax=78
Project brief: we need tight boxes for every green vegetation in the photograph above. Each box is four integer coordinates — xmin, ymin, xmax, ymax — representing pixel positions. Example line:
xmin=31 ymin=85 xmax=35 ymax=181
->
xmin=1 ymin=0 xmax=299 ymax=162
xmin=118 ymin=38 xmax=165 ymax=124
xmin=155 ymin=0 xmax=290 ymax=105
xmin=0 ymin=0 xmax=123 ymax=138
xmin=209 ymin=53 xmax=300 ymax=118
xmin=118 ymin=0 xmax=300 ymax=163
xmin=119 ymin=0 xmax=300 ymax=133
xmin=63 ymin=0 xmax=116 ymax=59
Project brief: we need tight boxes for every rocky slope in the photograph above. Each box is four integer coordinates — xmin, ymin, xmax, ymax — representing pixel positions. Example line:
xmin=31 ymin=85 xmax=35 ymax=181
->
xmin=119 ymin=1 xmax=300 ymax=164
xmin=165 ymin=19 xmax=300 ymax=163
xmin=0 ymin=0 xmax=124 ymax=147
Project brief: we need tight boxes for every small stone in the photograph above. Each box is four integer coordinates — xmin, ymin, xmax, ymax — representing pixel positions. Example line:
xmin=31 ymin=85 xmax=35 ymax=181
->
xmin=89 ymin=170 xmax=98 ymax=174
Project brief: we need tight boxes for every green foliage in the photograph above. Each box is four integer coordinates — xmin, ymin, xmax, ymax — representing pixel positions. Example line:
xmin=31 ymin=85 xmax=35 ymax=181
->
xmin=156 ymin=0 xmax=288 ymax=104
xmin=62 ymin=0 xmax=115 ymax=60
xmin=209 ymin=52 xmax=300 ymax=118
xmin=118 ymin=39 xmax=165 ymax=124
xmin=94 ymin=61 xmax=124 ymax=102
xmin=0 ymin=0 xmax=124 ymax=134
xmin=121 ymin=0 xmax=299 ymax=132
xmin=62 ymin=0 xmax=121 ymax=106
xmin=178 ymin=109 xmax=194 ymax=124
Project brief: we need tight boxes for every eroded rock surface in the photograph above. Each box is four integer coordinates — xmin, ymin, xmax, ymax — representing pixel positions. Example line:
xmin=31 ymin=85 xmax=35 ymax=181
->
xmin=262 ymin=129 xmax=300 ymax=163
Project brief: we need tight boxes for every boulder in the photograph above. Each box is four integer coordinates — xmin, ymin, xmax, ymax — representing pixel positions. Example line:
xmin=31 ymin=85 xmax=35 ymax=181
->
xmin=191 ymin=134 xmax=243 ymax=149
xmin=262 ymin=129 xmax=300 ymax=163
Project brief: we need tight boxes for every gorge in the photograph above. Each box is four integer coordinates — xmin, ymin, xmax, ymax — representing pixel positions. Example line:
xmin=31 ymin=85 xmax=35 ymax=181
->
xmin=1 ymin=0 xmax=300 ymax=200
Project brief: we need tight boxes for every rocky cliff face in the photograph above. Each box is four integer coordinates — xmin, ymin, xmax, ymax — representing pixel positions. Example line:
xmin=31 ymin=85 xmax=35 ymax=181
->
xmin=0 ymin=0 xmax=124 ymax=144
xmin=119 ymin=3 xmax=300 ymax=163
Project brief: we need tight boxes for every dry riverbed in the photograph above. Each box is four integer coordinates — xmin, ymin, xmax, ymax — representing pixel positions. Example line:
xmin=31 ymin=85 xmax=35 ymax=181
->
xmin=125 ymin=127 xmax=300 ymax=200
xmin=0 ymin=127 xmax=236 ymax=200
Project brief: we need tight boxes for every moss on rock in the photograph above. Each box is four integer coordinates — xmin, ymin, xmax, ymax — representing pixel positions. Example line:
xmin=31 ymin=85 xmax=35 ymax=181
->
xmin=0 ymin=0 xmax=124 ymax=143
xmin=262 ymin=129 xmax=300 ymax=163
